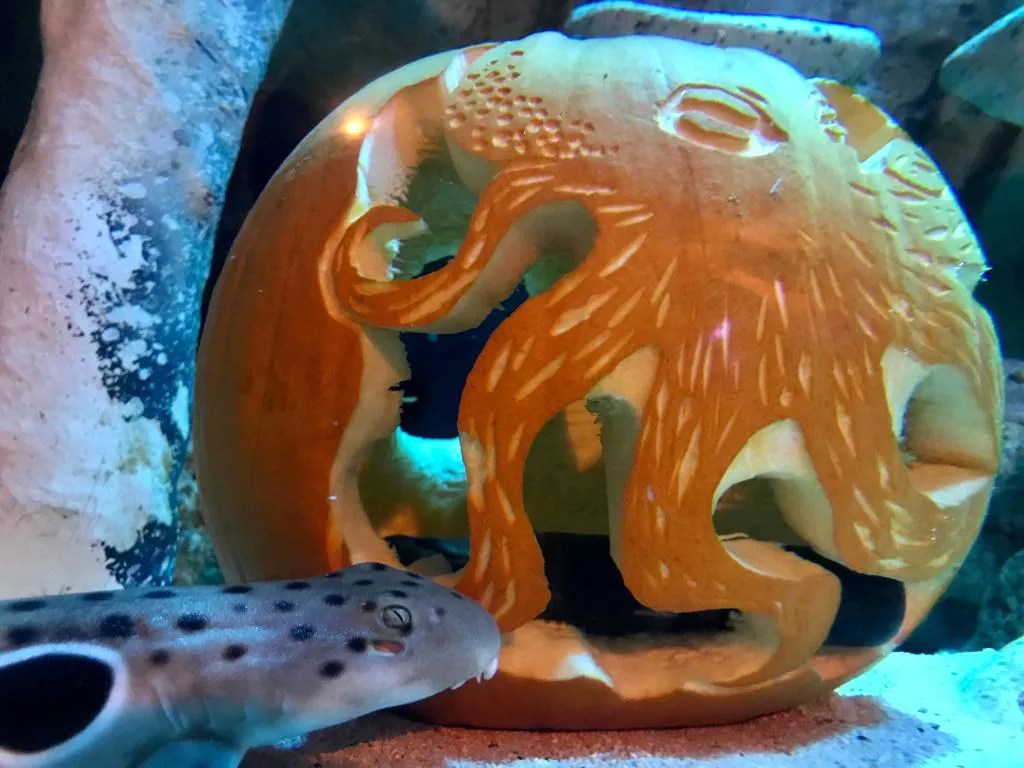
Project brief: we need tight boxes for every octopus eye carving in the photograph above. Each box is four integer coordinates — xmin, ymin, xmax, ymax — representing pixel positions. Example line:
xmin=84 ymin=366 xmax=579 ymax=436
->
xmin=656 ymin=83 xmax=788 ymax=156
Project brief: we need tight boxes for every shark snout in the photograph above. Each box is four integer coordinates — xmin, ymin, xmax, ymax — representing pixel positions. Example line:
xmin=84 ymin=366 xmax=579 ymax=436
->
xmin=447 ymin=602 xmax=502 ymax=689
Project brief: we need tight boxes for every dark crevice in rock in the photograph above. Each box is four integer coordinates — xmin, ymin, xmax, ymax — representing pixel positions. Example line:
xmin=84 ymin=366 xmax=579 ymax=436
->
xmin=959 ymin=123 xmax=1022 ymax=223
xmin=901 ymin=71 xmax=946 ymax=146
xmin=0 ymin=0 xmax=42 ymax=182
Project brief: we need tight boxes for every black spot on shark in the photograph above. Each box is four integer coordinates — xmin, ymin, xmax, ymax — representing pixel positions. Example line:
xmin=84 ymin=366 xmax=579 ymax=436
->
xmin=7 ymin=600 xmax=46 ymax=614
xmin=319 ymin=660 xmax=345 ymax=678
xmin=5 ymin=626 xmax=41 ymax=647
xmin=222 ymin=644 xmax=247 ymax=661
xmin=175 ymin=614 xmax=209 ymax=633
xmin=97 ymin=614 xmax=136 ymax=641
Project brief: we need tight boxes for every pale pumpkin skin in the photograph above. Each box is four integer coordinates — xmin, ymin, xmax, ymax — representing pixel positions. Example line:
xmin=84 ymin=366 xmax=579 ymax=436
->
xmin=194 ymin=33 xmax=1003 ymax=728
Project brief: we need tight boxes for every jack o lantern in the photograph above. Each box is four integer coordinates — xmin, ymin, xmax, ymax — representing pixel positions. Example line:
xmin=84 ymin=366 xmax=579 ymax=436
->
xmin=193 ymin=32 xmax=1003 ymax=729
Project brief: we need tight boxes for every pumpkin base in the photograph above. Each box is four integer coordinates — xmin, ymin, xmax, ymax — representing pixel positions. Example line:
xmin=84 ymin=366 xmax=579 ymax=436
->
xmin=400 ymin=573 xmax=954 ymax=731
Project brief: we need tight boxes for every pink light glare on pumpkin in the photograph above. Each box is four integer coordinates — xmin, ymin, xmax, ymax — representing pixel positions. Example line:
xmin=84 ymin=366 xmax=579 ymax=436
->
xmin=341 ymin=113 xmax=369 ymax=138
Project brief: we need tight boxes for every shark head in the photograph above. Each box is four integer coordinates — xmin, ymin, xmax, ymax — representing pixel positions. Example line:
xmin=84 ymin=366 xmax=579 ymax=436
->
xmin=0 ymin=563 xmax=500 ymax=767
xmin=255 ymin=561 xmax=503 ymax=735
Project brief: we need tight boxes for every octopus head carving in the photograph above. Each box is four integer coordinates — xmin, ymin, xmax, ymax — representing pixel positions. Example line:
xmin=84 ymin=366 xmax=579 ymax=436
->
xmin=195 ymin=32 xmax=1003 ymax=728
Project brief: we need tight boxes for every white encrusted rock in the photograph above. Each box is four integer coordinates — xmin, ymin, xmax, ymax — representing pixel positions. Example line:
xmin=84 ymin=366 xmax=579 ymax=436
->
xmin=0 ymin=0 xmax=289 ymax=597
xmin=562 ymin=0 xmax=881 ymax=82
xmin=940 ymin=4 xmax=1024 ymax=126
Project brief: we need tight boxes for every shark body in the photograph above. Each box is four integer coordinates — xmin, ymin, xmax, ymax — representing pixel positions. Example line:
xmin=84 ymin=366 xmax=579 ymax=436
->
xmin=0 ymin=562 xmax=500 ymax=767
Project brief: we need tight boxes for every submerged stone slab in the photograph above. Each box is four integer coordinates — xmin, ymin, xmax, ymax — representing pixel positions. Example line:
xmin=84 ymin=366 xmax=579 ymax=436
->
xmin=0 ymin=0 xmax=289 ymax=597
xmin=562 ymin=0 xmax=881 ymax=82
xmin=940 ymin=4 xmax=1024 ymax=126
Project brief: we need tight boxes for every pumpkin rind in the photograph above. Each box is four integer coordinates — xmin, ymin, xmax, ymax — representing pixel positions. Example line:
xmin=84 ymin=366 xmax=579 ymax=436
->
xmin=194 ymin=32 xmax=1003 ymax=728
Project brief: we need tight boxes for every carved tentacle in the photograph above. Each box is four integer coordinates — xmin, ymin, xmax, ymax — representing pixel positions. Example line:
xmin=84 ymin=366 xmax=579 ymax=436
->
xmin=324 ymin=159 xmax=588 ymax=333
xmin=328 ymin=155 xmax=680 ymax=633
xmin=451 ymin=247 xmax=662 ymax=630
xmin=617 ymin=350 xmax=842 ymax=687
xmin=800 ymin=342 xmax=994 ymax=581
xmin=799 ymin=135 xmax=1003 ymax=579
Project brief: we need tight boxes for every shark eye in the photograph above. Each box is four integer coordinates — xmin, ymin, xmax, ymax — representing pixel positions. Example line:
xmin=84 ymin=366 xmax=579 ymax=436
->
xmin=378 ymin=605 xmax=412 ymax=631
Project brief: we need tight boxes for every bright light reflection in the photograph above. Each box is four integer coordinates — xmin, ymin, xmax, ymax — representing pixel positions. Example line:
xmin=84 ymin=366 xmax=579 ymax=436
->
xmin=341 ymin=114 xmax=369 ymax=138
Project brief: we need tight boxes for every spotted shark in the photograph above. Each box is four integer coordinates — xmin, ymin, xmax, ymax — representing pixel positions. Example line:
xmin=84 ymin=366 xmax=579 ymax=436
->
xmin=0 ymin=562 xmax=501 ymax=767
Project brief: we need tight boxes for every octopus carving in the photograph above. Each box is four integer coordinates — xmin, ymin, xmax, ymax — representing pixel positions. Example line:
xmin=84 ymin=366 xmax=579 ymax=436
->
xmin=195 ymin=32 xmax=1003 ymax=728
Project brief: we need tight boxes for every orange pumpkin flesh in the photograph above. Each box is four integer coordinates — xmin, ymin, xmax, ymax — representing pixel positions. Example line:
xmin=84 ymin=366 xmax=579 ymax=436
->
xmin=194 ymin=33 xmax=1003 ymax=729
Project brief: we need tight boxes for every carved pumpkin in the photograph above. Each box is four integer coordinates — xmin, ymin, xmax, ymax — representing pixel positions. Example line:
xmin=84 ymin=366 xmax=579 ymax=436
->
xmin=194 ymin=32 xmax=1003 ymax=729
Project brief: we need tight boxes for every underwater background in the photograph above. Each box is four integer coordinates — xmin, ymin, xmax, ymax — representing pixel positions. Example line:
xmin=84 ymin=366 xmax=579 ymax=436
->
xmin=0 ymin=1 xmax=1022 ymax=766
xmin=1 ymin=0 xmax=1008 ymax=655
xmin=0 ymin=0 xmax=1020 ymax=694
